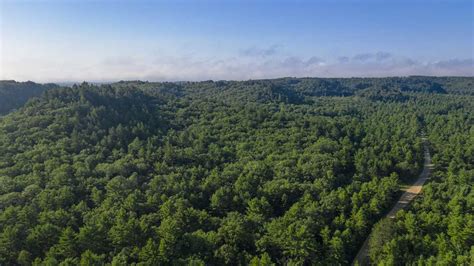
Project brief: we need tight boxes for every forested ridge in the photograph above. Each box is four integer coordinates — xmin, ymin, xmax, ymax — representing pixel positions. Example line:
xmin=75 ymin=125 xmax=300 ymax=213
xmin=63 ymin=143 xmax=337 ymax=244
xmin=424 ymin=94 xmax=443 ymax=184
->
xmin=0 ymin=81 xmax=58 ymax=115
xmin=0 ymin=77 xmax=472 ymax=265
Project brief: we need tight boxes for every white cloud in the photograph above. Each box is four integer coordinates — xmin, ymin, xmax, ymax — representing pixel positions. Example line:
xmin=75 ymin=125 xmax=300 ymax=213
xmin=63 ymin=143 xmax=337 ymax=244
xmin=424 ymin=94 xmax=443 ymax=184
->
xmin=1 ymin=50 xmax=472 ymax=82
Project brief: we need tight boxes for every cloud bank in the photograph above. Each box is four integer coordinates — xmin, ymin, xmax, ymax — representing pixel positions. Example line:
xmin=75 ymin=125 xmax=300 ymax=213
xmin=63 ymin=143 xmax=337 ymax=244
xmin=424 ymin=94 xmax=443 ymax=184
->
xmin=2 ymin=47 xmax=472 ymax=82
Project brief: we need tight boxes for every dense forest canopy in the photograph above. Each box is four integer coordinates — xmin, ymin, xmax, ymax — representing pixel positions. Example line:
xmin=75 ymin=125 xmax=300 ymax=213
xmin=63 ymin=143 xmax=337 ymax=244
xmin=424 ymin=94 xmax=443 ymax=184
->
xmin=368 ymin=95 xmax=474 ymax=265
xmin=0 ymin=76 xmax=472 ymax=265
xmin=0 ymin=81 xmax=58 ymax=115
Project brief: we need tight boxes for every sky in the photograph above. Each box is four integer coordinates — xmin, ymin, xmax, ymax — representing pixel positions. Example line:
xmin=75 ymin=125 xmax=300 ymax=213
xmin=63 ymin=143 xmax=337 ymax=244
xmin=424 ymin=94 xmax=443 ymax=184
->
xmin=0 ymin=0 xmax=473 ymax=82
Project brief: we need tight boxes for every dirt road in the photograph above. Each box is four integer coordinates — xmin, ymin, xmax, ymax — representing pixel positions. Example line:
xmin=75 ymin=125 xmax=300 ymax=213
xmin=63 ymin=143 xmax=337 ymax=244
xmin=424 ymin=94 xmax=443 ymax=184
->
xmin=352 ymin=138 xmax=433 ymax=265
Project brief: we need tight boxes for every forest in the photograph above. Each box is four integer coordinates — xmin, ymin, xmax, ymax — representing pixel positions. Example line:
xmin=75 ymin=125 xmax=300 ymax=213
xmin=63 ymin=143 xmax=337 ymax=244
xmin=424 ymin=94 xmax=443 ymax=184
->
xmin=0 ymin=77 xmax=472 ymax=265
xmin=0 ymin=81 xmax=58 ymax=115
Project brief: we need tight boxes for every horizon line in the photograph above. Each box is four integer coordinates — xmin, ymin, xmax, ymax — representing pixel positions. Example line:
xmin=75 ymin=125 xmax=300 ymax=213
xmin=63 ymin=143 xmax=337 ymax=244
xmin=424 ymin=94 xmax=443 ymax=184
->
xmin=3 ymin=75 xmax=474 ymax=85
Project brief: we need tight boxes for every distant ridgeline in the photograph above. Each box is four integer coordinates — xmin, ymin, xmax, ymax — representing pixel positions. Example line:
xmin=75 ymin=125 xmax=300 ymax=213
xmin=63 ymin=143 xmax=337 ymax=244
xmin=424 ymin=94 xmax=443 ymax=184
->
xmin=112 ymin=76 xmax=471 ymax=104
xmin=0 ymin=76 xmax=472 ymax=265
xmin=0 ymin=80 xmax=58 ymax=115
xmin=0 ymin=77 xmax=470 ymax=115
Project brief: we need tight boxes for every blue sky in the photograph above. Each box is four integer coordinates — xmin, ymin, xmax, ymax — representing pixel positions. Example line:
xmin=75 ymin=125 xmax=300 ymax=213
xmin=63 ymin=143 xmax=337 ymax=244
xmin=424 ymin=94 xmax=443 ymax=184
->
xmin=1 ymin=0 xmax=473 ymax=82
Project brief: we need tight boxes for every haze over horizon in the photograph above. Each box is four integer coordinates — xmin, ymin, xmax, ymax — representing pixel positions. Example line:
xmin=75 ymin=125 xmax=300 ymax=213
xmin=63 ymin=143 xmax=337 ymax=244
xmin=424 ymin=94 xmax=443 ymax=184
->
xmin=1 ymin=0 xmax=473 ymax=83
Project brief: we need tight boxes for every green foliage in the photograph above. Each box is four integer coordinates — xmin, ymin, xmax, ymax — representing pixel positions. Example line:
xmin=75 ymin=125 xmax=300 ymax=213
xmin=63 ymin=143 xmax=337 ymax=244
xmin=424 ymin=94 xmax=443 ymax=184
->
xmin=0 ymin=77 xmax=472 ymax=264
xmin=0 ymin=80 xmax=58 ymax=114
xmin=369 ymin=100 xmax=474 ymax=265
xmin=368 ymin=218 xmax=396 ymax=262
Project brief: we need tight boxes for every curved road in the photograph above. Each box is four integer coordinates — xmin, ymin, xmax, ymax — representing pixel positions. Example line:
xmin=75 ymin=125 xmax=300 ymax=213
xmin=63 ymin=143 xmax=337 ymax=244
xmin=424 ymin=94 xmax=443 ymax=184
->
xmin=352 ymin=138 xmax=433 ymax=265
